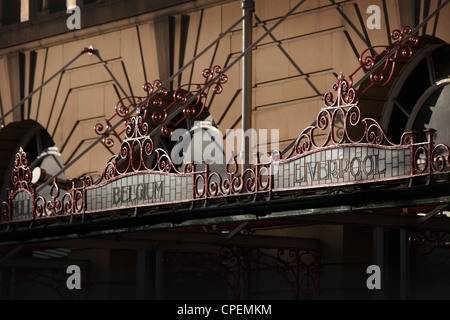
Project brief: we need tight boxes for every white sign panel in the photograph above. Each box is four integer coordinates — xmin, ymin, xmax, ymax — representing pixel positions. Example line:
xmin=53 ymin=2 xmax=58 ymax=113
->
xmin=85 ymin=173 xmax=192 ymax=212
xmin=274 ymin=146 xmax=411 ymax=190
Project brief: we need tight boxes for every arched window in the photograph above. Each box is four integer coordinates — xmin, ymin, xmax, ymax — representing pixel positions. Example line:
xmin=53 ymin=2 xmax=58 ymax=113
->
xmin=0 ymin=121 xmax=66 ymax=202
xmin=381 ymin=40 xmax=450 ymax=144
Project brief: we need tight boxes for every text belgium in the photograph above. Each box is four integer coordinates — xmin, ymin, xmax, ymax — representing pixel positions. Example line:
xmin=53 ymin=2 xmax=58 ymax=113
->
xmin=112 ymin=181 xmax=164 ymax=205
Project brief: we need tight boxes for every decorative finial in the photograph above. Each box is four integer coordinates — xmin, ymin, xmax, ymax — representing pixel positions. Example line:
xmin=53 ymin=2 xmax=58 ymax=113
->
xmin=338 ymin=72 xmax=345 ymax=80
xmin=81 ymin=46 xmax=95 ymax=56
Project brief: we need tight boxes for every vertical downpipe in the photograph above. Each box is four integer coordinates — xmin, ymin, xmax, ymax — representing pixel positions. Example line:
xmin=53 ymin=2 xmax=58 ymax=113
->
xmin=241 ymin=0 xmax=254 ymax=170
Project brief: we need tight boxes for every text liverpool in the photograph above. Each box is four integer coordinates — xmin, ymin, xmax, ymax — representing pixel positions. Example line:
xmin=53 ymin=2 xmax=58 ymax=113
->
xmin=295 ymin=154 xmax=386 ymax=183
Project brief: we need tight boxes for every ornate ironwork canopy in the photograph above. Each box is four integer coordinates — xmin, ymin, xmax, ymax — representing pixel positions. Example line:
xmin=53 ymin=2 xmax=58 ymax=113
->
xmin=1 ymin=27 xmax=450 ymax=244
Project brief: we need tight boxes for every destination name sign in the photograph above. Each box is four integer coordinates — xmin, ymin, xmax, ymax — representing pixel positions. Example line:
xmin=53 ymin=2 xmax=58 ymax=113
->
xmin=85 ymin=172 xmax=192 ymax=212
xmin=273 ymin=146 xmax=411 ymax=190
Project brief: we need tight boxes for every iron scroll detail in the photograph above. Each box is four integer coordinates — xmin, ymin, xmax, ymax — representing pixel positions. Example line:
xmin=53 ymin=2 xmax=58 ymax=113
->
xmin=349 ymin=26 xmax=419 ymax=95
xmin=285 ymin=73 xmax=412 ymax=160
xmin=94 ymin=66 xmax=228 ymax=148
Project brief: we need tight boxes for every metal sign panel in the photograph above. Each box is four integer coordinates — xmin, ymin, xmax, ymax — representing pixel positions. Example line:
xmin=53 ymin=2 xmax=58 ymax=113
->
xmin=85 ymin=173 xmax=192 ymax=212
xmin=11 ymin=191 xmax=33 ymax=221
xmin=274 ymin=146 xmax=411 ymax=190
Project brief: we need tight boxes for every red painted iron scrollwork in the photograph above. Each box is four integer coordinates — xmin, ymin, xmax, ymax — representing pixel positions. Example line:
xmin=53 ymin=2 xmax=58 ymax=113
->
xmin=349 ymin=25 xmax=419 ymax=95
xmin=0 ymin=148 xmax=35 ymax=223
xmin=94 ymin=67 xmax=227 ymax=184
xmin=410 ymin=128 xmax=450 ymax=177
xmin=94 ymin=65 xmax=228 ymax=148
xmin=11 ymin=148 xmax=33 ymax=192
xmin=193 ymin=153 xmax=272 ymax=200
xmin=34 ymin=179 xmax=78 ymax=218
xmin=96 ymin=107 xmax=195 ymax=185
xmin=2 ymin=30 xmax=450 ymax=227
xmin=93 ymin=79 xmax=166 ymax=148
xmin=2 ymin=72 xmax=450 ymax=225
xmin=0 ymin=149 xmax=84 ymax=224
xmin=160 ymin=66 xmax=228 ymax=138
xmin=285 ymin=73 xmax=413 ymax=159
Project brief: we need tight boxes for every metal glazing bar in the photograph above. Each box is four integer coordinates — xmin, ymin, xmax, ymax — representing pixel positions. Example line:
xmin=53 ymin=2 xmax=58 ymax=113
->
xmin=382 ymin=0 xmax=392 ymax=45
xmin=35 ymin=10 xmax=254 ymax=193
xmin=149 ymin=10 xmax=251 ymax=98
xmin=422 ymin=0 xmax=431 ymax=35
xmin=242 ymin=0 xmax=254 ymax=169
xmin=254 ymin=14 xmax=321 ymax=96
xmin=217 ymin=222 xmax=250 ymax=244
xmin=432 ymin=0 xmax=443 ymax=36
xmin=410 ymin=204 xmax=448 ymax=228
xmin=329 ymin=0 xmax=371 ymax=47
xmin=0 ymin=47 xmax=94 ymax=124
xmin=122 ymin=0 xmax=308 ymax=143
xmin=146 ymin=0 xmax=308 ymax=138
